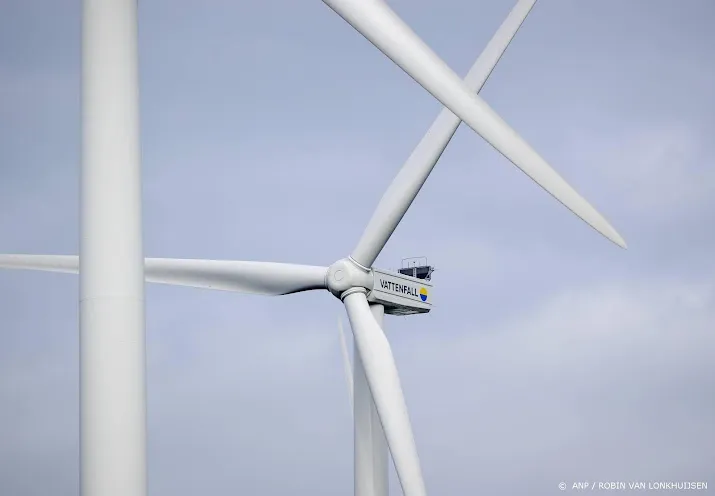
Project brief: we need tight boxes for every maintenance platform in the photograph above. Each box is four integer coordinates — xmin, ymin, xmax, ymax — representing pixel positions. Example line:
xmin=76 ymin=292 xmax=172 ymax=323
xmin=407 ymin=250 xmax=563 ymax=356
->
xmin=397 ymin=257 xmax=434 ymax=281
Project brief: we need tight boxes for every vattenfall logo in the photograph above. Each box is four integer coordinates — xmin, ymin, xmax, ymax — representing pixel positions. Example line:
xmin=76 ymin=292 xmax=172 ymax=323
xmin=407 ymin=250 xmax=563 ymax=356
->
xmin=379 ymin=279 xmax=428 ymax=302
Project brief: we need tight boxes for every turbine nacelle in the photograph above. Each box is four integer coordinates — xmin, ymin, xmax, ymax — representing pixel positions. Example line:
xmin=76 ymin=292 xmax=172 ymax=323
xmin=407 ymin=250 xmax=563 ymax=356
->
xmin=326 ymin=258 xmax=433 ymax=316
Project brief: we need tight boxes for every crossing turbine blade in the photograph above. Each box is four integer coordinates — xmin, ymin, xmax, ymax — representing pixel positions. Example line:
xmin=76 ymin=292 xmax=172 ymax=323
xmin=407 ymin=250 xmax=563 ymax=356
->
xmin=350 ymin=0 xmax=538 ymax=268
xmin=323 ymin=0 xmax=626 ymax=249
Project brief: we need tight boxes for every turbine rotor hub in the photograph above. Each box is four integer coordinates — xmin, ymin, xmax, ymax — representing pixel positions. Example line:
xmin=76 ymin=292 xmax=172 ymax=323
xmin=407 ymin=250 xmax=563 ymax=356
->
xmin=325 ymin=257 xmax=373 ymax=298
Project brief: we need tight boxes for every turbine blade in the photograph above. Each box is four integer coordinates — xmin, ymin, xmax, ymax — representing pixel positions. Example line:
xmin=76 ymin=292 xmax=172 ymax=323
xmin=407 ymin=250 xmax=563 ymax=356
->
xmin=323 ymin=0 xmax=627 ymax=249
xmin=343 ymin=290 xmax=426 ymax=496
xmin=144 ymin=258 xmax=327 ymax=295
xmin=0 ymin=255 xmax=328 ymax=295
xmin=350 ymin=0 xmax=538 ymax=267
xmin=338 ymin=315 xmax=354 ymax=412
xmin=0 ymin=254 xmax=79 ymax=274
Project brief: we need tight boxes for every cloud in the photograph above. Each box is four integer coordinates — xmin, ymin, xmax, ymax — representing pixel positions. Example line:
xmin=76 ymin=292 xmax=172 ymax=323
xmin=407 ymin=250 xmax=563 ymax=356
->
xmin=397 ymin=277 xmax=715 ymax=494
xmin=563 ymin=122 xmax=714 ymax=221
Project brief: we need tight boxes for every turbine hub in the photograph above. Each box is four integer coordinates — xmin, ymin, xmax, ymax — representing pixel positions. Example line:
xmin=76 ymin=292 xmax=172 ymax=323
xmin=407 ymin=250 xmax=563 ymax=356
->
xmin=325 ymin=258 xmax=373 ymax=298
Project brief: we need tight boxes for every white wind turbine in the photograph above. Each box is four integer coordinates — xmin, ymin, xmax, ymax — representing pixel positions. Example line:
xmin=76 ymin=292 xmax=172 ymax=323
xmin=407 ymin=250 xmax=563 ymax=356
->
xmin=0 ymin=1 xmax=626 ymax=495
xmin=332 ymin=1 xmax=549 ymax=492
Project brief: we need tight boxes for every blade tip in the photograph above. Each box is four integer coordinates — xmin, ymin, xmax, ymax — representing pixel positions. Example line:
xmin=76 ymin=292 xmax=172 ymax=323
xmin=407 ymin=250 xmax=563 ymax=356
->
xmin=605 ymin=228 xmax=627 ymax=250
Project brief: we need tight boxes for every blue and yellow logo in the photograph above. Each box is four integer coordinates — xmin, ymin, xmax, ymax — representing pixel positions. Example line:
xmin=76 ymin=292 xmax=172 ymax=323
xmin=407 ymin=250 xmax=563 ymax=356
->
xmin=419 ymin=287 xmax=428 ymax=302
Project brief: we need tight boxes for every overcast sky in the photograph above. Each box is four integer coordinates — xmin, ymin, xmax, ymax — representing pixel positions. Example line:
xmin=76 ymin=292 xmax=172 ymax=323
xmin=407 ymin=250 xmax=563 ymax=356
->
xmin=1 ymin=0 xmax=714 ymax=494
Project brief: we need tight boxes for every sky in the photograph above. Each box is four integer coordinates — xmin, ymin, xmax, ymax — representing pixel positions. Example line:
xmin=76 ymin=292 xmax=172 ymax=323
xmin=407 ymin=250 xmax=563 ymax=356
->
xmin=1 ymin=0 xmax=714 ymax=494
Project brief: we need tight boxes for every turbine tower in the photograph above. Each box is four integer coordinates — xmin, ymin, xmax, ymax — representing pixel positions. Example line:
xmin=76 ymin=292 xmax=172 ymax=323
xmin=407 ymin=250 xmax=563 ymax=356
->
xmin=81 ymin=1 xmax=146 ymax=495
xmin=0 ymin=1 xmax=625 ymax=495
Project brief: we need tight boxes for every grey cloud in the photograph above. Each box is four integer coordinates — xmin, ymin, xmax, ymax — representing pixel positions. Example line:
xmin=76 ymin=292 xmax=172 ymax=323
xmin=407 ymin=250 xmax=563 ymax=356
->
xmin=397 ymin=279 xmax=715 ymax=494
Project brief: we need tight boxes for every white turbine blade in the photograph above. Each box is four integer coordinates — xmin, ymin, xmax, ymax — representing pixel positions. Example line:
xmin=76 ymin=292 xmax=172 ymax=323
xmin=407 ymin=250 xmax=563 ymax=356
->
xmin=343 ymin=290 xmax=426 ymax=496
xmin=323 ymin=0 xmax=626 ymax=249
xmin=0 ymin=254 xmax=79 ymax=274
xmin=143 ymin=258 xmax=327 ymax=295
xmin=350 ymin=0 xmax=538 ymax=267
xmin=337 ymin=316 xmax=354 ymax=411
xmin=0 ymin=255 xmax=328 ymax=295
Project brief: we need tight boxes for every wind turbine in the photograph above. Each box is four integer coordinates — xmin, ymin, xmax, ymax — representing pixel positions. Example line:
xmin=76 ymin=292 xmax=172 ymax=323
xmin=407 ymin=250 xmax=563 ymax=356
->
xmin=0 ymin=1 xmax=626 ymax=495
xmin=332 ymin=1 xmax=547 ymax=492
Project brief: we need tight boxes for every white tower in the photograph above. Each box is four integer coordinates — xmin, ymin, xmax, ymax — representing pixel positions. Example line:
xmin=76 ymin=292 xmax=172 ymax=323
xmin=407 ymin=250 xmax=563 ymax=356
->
xmin=81 ymin=1 xmax=147 ymax=495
